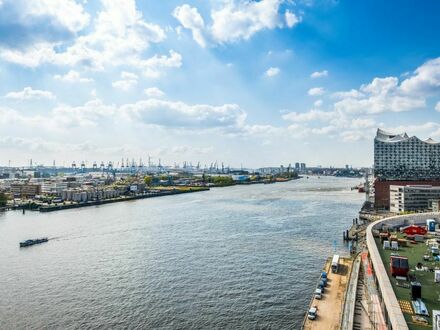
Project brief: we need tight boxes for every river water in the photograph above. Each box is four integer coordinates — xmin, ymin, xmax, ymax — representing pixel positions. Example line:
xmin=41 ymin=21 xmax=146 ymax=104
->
xmin=0 ymin=176 xmax=364 ymax=329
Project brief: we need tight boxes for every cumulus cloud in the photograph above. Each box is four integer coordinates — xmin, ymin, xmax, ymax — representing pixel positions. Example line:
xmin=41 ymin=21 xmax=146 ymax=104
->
xmin=334 ymin=77 xmax=426 ymax=114
xmin=121 ymin=99 xmax=246 ymax=130
xmin=5 ymin=86 xmax=55 ymax=100
xmin=332 ymin=57 xmax=440 ymax=115
xmin=52 ymin=99 xmax=117 ymax=128
xmin=54 ymin=70 xmax=93 ymax=83
xmin=112 ymin=80 xmax=137 ymax=91
xmin=265 ymin=67 xmax=280 ymax=77
xmin=310 ymin=70 xmax=328 ymax=79
xmin=144 ymin=87 xmax=165 ymax=98
xmin=0 ymin=0 xmax=90 ymax=48
xmin=0 ymin=0 xmax=171 ymax=72
xmin=112 ymin=71 xmax=138 ymax=91
xmin=308 ymin=87 xmax=325 ymax=96
xmin=173 ymin=4 xmax=206 ymax=47
xmin=0 ymin=97 xmax=248 ymax=132
xmin=285 ymin=10 xmax=300 ymax=28
xmin=174 ymin=1 xmax=301 ymax=46
xmin=400 ymin=57 xmax=440 ymax=95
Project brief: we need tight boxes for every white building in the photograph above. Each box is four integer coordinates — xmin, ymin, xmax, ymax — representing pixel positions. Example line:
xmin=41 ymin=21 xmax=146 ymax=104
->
xmin=390 ymin=185 xmax=440 ymax=213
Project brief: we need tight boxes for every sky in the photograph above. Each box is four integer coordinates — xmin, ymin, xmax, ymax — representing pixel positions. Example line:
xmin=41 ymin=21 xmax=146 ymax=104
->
xmin=0 ymin=0 xmax=440 ymax=168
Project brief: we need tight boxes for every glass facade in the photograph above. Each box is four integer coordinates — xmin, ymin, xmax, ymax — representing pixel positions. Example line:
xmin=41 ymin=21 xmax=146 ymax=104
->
xmin=374 ymin=129 xmax=440 ymax=180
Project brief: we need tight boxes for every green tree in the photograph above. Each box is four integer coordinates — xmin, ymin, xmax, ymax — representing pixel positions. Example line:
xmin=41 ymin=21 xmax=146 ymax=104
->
xmin=144 ymin=175 xmax=153 ymax=186
xmin=0 ymin=192 xmax=7 ymax=207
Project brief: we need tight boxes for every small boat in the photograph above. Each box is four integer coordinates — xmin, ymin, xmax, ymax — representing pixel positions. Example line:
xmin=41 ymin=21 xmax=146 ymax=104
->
xmin=19 ymin=238 xmax=49 ymax=247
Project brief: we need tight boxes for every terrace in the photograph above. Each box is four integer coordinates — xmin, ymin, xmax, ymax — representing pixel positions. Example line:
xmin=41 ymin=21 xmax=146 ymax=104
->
xmin=375 ymin=233 xmax=440 ymax=329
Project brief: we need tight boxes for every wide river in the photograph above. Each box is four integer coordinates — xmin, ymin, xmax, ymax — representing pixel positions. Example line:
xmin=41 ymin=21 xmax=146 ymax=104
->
xmin=0 ymin=176 xmax=364 ymax=329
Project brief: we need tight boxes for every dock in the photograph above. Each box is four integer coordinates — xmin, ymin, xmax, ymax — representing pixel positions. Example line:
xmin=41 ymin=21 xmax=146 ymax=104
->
xmin=302 ymin=256 xmax=353 ymax=330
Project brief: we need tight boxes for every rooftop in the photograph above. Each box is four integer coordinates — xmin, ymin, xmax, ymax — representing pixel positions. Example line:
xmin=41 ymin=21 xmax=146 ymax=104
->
xmin=375 ymin=128 xmax=439 ymax=145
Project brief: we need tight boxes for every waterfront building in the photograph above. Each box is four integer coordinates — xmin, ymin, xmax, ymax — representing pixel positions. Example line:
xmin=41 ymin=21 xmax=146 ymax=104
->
xmin=389 ymin=185 xmax=440 ymax=213
xmin=374 ymin=128 xmax=440 ymax=180
xmin=374 ymin=129 xmax=440 ymax=209
xmin=10 ymin=183 xmax=42 ymax=198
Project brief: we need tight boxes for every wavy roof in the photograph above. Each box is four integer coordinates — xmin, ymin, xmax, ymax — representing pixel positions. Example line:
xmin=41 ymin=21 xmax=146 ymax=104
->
xmin=375 ymin=128 xmax=439 ymax=144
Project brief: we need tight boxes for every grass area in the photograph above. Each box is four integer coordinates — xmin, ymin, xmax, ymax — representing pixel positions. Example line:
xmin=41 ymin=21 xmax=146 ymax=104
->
xmin=375 ymin=235 xmax=440 ymax=329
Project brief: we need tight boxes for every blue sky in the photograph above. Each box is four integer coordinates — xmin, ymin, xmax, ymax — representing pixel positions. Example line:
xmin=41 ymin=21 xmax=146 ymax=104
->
xmin=0 ymin=0 xmax=439 ymax=168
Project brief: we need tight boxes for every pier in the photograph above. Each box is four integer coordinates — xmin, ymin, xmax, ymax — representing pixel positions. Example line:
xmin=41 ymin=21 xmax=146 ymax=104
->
xmin=302 ymin=256 xmax=354 ymax=330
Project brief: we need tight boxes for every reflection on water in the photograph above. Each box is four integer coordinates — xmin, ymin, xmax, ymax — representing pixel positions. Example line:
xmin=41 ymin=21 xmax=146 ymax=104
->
xmin=0 ymin=176 xmax=364 ymax=329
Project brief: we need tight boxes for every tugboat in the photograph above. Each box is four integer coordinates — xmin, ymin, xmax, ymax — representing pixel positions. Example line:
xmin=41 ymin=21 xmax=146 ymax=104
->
xmin=19 ymin=238 xmax=49 ymax=247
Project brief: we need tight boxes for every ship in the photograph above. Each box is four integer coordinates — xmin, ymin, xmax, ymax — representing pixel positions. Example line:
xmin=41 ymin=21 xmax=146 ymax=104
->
xmin=19 ymin=238 xmax=49 ymax=247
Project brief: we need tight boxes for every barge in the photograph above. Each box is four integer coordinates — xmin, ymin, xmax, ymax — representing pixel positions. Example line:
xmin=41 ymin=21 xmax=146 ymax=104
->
xmin=19 ymin=238 xmax=49 ymax=247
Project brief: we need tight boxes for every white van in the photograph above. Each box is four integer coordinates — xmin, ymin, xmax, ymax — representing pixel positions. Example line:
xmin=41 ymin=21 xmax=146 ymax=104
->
xmin=331 ymin=254 xmax=340 ymax=273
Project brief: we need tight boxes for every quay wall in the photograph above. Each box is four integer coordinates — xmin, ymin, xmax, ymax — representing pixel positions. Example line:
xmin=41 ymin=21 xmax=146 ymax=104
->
xmin=40 ymin=188 xmax=209 ymax=212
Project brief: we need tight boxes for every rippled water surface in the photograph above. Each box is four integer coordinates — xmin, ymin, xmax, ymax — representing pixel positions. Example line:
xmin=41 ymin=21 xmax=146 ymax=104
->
xmin=0 ymin=177 xmax=364 ymax=329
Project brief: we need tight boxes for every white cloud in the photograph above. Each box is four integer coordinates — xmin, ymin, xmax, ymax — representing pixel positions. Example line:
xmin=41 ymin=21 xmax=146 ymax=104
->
xmin=436 ymin=101 xmax=440 ymax=112
xmin=282 ymin=109 xmax=334 ymax=123
xmin=25 ymin=0 xmax=90 ymax=33
xmin=334 ymin=77 xmax=425 ymax=114
xmin=173 ymin=4 xmax=206 ymax=47
xmin=285 ymin=10 xmax=300 ymax=28
xmin=5 ymin=86 xmax=55 ymax=100
xmin=400 ymin=57 xmax=440 ymax=95
xmin=112 ymin=80 xmax=138 ymax=91
xmin=265 ymin=67 xmax=280 ymax=77
xmin=310 ymin=70 xmax=328 ymax=79
xmin=331 ymin=57 xmax=440 ymax=115
xmin=144 ymin=87 xmax=165 ymax=98
xmin=0 ymin=0 xmax=168 ymax=71
xmin=0 ymin=0 xmax=90 ymax=50
xmin=308 ymin=87 xmax=325 ymax=96
xmin=331 ymin=89 xmax=364 ymax=99
xmin=121 ymin=71 xmax=138 ymax=80
xmin=54 ymin=70 xmax=93 ymax=83
xmin=121 ymin=99 xmax=247 ymax=130
xmin=112 ymin=71 xmax=139 ymax=91
xmin=313 ymin=99 xmax=323 ymax=107
xmin=173 ymin=1 xmax=301 ymax=46
xmin=139 ymin=50 xmax=182 ymax=78
xmin=52 ymin=99 xmax=117 ymax=128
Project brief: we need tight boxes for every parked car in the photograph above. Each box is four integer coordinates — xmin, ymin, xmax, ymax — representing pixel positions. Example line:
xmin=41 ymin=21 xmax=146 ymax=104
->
xmin=314 ymin=288 xmax=322 ymax=300
xmin=308 ymin=306 xmax=318 ymax=320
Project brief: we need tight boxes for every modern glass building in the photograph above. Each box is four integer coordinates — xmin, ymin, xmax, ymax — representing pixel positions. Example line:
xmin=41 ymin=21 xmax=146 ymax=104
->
xmin=374 ymin=128 xmax=440 ymax=180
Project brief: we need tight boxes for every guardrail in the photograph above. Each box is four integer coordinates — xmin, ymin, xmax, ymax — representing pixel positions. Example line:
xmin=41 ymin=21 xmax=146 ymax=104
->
xmin=340 ymin=254 xmax=361 ymax=329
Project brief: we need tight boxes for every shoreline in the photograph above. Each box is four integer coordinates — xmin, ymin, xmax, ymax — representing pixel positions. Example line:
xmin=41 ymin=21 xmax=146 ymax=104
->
xmin=39 ymin=188 xmax=209 ymax=213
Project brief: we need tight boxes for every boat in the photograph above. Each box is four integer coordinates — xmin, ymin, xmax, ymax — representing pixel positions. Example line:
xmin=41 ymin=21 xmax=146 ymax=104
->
xmin=19 ymin=238 xmax=49 ymax=247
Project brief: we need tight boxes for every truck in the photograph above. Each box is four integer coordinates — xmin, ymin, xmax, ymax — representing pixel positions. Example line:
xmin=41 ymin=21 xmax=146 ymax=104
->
xmin=331 ymin=254 xmax=340 ymax=273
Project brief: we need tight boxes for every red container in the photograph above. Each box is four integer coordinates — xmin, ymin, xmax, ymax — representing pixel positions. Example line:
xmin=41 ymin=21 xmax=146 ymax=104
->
xmin=390 ymin=256 xmax=409 ymax=277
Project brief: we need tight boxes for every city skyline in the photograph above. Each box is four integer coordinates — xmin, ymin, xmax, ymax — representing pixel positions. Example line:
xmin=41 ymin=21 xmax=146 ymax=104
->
xmin=1 ymin=0 xmax=440 ymax=167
